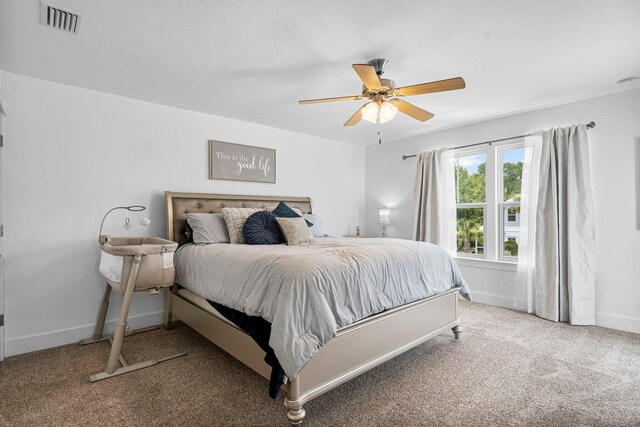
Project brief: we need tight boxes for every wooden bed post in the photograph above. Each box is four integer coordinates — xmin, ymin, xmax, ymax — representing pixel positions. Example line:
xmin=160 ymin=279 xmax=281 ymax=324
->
xmin=284 ymin=378 xmax=306 ymax=425
xmin=452 ymin=295 xmax=462 ymax=339
xmin=452 ymin=324 xmax=463 ymax=339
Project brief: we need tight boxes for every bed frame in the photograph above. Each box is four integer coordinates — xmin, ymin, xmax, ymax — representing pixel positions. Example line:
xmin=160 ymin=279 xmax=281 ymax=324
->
xmin=164 ymin=191 xmax=462 ymax=425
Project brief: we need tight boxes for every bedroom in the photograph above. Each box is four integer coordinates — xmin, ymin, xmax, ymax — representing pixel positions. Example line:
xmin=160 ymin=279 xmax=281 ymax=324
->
xmin=0 ymin=1 xmax=639 ymax=426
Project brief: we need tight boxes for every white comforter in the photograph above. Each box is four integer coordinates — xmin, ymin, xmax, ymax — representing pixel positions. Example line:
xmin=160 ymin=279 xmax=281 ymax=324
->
xmin=174 ymin=237 xmax=470 ymax=379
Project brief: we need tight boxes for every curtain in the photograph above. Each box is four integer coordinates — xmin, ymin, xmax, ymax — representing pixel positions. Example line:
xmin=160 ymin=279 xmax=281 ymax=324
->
xmin=413 ymin=148 xmax=456 ymax=254
xmin=515 ymin=124 xmax=596 ymax=325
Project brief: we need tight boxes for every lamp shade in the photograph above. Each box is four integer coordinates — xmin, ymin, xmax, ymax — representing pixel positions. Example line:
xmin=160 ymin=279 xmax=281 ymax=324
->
xmin=378 ymin=101 xmax=398 ymax=123
xmin=361 ymin=102 xmax=379 ymax=123
xmin=378 ymin=207 xmax=390 ymax=225
xmin=361 ymin=101 xmax=399 ymax=124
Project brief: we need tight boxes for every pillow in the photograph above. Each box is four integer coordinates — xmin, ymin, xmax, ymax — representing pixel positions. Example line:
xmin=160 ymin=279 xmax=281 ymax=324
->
xmin=271 ymin=201 xmax=313 ymax=227
xmin=243 ymin=211 xmax=284 ymax=245
xmin=303 ymin=213 xmax=324 ymax=237
xmin=184 ymin=213 xmax=230 ymax=244
xmin=265 ymin=206 xmax=302 ymax=216
xmin=221 ymin=207 xmax=262 ymax=244
xmin=276 ymin=217 xmax=315 ymax=246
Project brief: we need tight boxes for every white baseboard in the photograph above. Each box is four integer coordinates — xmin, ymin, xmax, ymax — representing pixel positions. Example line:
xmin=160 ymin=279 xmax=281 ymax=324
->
xmin=470 ymin=290 xmax=516 ymax=310
xmin=4 ymin=310 xmax=164 ymax=358
xmin=596 ymin=311 xmax=640 ymax=335
xmin=472 ymin=291 xmax=640 ymax=334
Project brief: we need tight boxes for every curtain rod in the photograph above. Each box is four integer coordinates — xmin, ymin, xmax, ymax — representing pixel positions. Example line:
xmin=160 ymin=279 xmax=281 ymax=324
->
xmin=401 ymin=121 xmax=596 ymax=160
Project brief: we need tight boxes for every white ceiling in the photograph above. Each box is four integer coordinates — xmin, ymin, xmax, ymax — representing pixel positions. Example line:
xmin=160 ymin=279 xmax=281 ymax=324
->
xmin=1 ymin=0 xmax=639 ymax=145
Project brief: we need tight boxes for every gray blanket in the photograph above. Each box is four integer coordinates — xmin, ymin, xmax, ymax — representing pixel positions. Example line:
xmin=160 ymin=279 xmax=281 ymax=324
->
xmin=174 ymin=237 xmax=470 ymax=379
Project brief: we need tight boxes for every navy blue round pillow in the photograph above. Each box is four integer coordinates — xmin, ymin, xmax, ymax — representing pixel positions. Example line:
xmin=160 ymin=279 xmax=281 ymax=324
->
xmin=243 ymin=211 xmax=284 ymax=245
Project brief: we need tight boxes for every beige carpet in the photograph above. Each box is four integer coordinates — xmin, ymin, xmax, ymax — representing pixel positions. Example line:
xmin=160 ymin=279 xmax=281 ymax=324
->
xmin=1 ymin=301 xmax=639 ymax=426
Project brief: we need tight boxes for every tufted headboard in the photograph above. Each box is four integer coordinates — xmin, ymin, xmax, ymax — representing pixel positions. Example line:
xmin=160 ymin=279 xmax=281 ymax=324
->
xmin=165 ymin=192 xmax=314 ymax=247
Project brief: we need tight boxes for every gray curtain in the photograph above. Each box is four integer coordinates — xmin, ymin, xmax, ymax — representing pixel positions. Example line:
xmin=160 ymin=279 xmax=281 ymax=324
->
xmin=413 ymin=149 xmax=456 ymax=251
xmin=516 ymin=124 xmax=596 ymax=325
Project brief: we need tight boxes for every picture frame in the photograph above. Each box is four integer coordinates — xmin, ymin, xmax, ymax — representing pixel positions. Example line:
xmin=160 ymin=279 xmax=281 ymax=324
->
xmin=208 ymin=140 xmax=276 ymax=184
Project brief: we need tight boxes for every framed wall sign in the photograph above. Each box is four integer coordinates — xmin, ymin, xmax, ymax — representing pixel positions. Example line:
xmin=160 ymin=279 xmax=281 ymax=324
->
xmin=208 ymin=140 xmax=276 ymax=183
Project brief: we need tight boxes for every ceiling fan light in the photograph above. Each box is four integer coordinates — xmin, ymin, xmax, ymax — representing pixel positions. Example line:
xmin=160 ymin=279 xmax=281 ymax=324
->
xmin=378 ymin=101 xmax=398 ymax=123
xmin=361 ymin=102 xmax=379 ymax=123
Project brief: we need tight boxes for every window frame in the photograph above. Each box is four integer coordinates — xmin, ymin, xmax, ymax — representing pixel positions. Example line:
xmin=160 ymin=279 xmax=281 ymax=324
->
xmin=454 ymin=140 xmax=524 ymax=263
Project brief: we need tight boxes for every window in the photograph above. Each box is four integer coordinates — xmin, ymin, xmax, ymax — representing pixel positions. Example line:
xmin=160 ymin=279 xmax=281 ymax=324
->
xmin=455 ymin=152 xmax=486 ymax=256
xmin=454 ymin=143 xmax=524 ymax=261
xmin=499 ymin=147 xmax=524 ymax=258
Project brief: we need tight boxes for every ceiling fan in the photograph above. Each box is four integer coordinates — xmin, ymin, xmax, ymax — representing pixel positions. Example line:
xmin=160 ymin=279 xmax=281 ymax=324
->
xmin=299 ymin=59 xmax=466 ymax=127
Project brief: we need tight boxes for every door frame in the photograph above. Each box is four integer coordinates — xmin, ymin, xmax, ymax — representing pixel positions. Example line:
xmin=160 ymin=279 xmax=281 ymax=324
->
xmin=0 ymin=91 xmax=6 ymax=361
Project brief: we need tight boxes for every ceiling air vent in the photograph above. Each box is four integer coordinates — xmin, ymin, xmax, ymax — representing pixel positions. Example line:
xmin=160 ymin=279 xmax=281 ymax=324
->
xmin=39 ymin=2 xmax=81 ymax=34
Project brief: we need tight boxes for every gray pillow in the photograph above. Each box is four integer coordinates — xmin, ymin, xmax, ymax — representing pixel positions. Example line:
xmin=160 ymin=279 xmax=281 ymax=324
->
xmin=184 ymin=213 xmax=230 ymax=244
xmin=303 ymin=213 xmax=324 ymax=237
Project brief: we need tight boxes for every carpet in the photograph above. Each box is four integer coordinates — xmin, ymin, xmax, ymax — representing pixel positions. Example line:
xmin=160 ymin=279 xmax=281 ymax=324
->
xmin=1 ymin=301 xmax=639 ymax=426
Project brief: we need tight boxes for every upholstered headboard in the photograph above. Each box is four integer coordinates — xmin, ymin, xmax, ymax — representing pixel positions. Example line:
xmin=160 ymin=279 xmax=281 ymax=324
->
xmin=165 ymin=192 xmax=314 ymax=246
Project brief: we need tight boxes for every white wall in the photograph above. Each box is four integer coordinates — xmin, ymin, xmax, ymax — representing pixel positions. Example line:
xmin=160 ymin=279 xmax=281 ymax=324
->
xmin=2 ymin=72 xmax=365 ymax=356
xmin=365 ymin=88 xmax=640 ymax=333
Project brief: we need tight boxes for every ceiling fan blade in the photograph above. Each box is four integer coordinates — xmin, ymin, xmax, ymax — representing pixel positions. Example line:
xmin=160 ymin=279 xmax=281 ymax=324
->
xmin=299 ymin=95 xmax=362 ymax=105
xmin=344 ymin=105 xmax=365 ymax=126
xmin=395 ymin=77 xmax=466 ymax=97
xmin=389 ymin=99 xmax=434 ymax=122
xmin=352 ymin=64 xmax=382 ymax=90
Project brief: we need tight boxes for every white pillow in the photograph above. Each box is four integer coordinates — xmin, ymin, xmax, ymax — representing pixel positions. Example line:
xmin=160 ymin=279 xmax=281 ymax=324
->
xmin=303 ymin=213 xmax=324 ymax=237
xmin=276 ymin=217 xmax=315 ymax=246
xmin=184 ymin=213 xmax=230 ymax=244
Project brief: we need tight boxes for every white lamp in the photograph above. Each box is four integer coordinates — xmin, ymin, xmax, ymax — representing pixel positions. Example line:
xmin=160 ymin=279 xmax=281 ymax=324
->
xmin=361 ymin=101 xmax=399 ymax=124
xmin=378 ymin=206 xmax=390 ymax=238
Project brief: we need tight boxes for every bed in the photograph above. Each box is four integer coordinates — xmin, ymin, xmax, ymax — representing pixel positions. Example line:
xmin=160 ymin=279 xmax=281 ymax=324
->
xmin=163 ymin=192 xmax=468 ymax=425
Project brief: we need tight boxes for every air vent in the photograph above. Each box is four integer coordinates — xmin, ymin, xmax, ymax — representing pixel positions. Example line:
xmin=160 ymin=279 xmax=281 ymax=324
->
xmin=39 ymin=2 xmax=81 ymax=34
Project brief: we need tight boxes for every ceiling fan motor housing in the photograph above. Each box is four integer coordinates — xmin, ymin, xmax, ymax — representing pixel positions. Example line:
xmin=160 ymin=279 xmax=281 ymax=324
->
xmin=362 ymin=78 xmax=396 ymax=99
xmin=362 ymin=59 xmax=395 ymax=99
xmin=368 ymin=58 xmax=390 ymax=76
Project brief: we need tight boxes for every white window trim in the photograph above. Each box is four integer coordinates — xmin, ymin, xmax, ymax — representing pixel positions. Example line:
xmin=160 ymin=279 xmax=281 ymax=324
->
xmin=455 ymin=140 xmax=523 ymax=264
xmin=454 ymin=256 xmax=518 ymax=272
